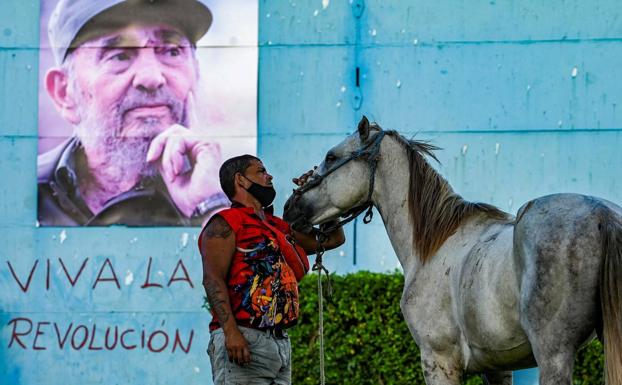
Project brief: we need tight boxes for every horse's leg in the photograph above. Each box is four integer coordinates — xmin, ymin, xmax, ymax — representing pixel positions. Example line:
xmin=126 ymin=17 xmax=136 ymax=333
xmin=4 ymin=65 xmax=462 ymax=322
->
xmin=517 ymin=259 xmax=595 ymax=385
xmin=533 ymin=349 xmax=575 ymax=385
xmin=482 ymin=371 xmax=512 ymax=385
xmin=420 ymin=350 xmax=462 ymax=385
xmin=520 ymin=294 xmax=579 ymax=385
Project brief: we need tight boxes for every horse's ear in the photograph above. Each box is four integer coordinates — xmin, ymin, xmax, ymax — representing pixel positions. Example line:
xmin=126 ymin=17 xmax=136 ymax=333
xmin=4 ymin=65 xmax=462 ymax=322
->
xmin=358 ymin=116 xmax=370 ymax=142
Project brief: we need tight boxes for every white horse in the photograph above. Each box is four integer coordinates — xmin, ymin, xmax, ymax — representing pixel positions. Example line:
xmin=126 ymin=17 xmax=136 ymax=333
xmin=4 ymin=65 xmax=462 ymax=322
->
xmin=284 ymin=117 xmax=622 ymax=385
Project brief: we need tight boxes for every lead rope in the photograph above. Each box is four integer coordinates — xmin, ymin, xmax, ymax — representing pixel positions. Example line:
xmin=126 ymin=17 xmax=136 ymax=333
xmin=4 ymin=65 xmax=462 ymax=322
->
xmin=313 ymin=232 xmax=331 ymax=385
xmin=311 ymin=217 xmax=371 ymax=385
xmin=317 ymin=259 xmax=325 ymax=385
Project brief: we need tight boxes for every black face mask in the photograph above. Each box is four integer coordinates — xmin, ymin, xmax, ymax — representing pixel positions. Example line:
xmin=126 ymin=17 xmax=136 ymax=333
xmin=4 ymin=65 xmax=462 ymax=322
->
xmin=243 ymin=176 xmax=276 ymax=207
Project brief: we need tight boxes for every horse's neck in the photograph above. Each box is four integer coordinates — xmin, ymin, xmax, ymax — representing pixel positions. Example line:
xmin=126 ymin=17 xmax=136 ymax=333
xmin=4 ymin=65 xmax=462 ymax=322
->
xmin=373 ymin=138 xmax=422 ymax=275
xmin=372 ymin=136 xmax=508 ymax=280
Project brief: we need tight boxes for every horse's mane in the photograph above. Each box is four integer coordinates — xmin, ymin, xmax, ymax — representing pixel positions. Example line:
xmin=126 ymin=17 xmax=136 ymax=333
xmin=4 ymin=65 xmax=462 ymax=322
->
xmin=383 ymin=130 xmax=510 ymax=263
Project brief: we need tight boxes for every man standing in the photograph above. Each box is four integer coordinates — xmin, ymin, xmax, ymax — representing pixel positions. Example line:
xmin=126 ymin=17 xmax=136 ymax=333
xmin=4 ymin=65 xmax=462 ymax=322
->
xmin=38 ymin=0 xmax=229 ymax=226
xmin=199 ymin=155 xmax=345 ymax=384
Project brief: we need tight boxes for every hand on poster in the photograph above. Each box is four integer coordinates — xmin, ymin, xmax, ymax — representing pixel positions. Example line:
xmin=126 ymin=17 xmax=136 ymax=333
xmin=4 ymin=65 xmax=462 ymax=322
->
xmin=146 ymin=93 xmax=223 ymax=218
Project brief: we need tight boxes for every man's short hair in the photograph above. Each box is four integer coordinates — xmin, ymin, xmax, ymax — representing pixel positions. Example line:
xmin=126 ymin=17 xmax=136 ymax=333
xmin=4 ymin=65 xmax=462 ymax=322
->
xmin=219 ymin=155 xmax=260 ymax=199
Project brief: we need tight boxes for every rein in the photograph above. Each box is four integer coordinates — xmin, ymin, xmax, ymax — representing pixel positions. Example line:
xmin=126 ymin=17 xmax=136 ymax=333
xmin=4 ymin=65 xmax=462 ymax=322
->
xmin=294 ymin=130 xmax=387 ymax=233
xmin=312 ymin=237 xmax=328 ymax=385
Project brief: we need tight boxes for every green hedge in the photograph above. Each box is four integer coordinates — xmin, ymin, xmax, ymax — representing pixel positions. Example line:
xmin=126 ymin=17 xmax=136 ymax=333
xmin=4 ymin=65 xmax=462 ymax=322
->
xmin=289 ymin=271 xmax=604 ymax=385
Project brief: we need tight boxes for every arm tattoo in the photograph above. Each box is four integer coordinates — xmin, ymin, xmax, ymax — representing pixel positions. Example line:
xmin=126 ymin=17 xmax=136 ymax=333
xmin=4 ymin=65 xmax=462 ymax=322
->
xmin=204 ymin=281 xmax=231 ymax=323
xmin=201 ymin=215 xmax=234 ymax=325
xmin=204 ymin=216 xmax=232 ymax=238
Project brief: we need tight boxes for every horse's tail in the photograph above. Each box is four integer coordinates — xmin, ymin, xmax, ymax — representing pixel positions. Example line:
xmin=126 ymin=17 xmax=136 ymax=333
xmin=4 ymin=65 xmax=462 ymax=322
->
xmin=601 ymin=211 xmax=622 ymax=385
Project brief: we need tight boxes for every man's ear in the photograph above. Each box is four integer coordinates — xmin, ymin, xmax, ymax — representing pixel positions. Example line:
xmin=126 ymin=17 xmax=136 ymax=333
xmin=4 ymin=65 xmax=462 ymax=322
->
xmin=234 ymin=173 xmax=249 ymax=190
xmin=45 ymin=68 xmax=81 ymax=125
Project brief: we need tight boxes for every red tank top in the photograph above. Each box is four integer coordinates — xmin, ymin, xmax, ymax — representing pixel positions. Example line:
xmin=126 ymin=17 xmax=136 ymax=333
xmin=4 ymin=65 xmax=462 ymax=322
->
xmin=201 ymin=205 xmax=307 ymax=331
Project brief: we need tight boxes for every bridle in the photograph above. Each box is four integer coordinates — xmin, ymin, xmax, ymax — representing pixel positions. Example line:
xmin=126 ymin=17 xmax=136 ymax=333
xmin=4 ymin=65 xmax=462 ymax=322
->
xmin=293 ymin=130 xmax=387 ymax=385
xmin=292 ymin=130 xmax=387 ymax=234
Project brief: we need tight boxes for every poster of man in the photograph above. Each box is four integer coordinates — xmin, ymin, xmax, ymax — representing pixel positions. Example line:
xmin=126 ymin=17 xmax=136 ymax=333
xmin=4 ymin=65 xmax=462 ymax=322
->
xmin=37 ymin=0 xmax=257 ymax=226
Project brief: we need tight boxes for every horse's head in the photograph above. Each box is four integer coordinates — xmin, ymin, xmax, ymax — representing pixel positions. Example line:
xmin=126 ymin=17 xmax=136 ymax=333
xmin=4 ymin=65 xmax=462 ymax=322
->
xmin=283 ymin=116 xmax=384 ymax=232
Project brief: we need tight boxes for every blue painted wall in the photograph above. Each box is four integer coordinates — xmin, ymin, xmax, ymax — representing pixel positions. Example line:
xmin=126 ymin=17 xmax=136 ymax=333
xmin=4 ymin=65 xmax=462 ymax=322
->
xmin=2 ymin=0 xmax=621 ymax=384
xmin=262 ymin=0 xmax=622 ymax=274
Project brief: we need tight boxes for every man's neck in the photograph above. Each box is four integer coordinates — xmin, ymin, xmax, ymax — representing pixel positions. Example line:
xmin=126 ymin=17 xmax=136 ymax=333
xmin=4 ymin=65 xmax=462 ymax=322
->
xmin=232 ymin=194 xmax=266 ymax=220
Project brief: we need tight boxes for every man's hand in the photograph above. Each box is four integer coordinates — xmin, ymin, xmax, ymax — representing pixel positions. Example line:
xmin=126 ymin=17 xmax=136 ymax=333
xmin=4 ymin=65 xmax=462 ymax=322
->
xmin=224 ymin=327 xmax=251 ymax=366
xmin=292 ymin=167 xmax=317 ymax=187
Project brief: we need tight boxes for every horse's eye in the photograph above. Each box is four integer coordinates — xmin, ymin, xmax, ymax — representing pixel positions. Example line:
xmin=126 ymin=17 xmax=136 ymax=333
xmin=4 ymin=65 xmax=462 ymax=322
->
xmin=325 ymin=154 xmax=337 ymax=163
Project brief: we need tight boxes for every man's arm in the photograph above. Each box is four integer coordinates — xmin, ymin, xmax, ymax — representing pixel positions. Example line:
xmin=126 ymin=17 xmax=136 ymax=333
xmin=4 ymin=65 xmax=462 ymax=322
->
xmin=292 ymin=225 xmax=345 ymax=255
xmin=199 ymin=216 xmax=251 ymax=366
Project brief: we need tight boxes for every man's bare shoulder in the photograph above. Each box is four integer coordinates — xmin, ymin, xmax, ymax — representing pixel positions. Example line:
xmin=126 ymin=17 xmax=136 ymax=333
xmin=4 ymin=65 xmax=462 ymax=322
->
xmin=202 ymin=215 xmax=233 ymax=239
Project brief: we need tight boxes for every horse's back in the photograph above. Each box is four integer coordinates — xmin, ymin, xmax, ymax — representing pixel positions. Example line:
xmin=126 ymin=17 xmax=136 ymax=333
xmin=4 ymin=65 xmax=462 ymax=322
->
xmin=515 ymin=193 xmax=622 ymax=225
xmin=514 ymin=193 xmax=621 ymax=281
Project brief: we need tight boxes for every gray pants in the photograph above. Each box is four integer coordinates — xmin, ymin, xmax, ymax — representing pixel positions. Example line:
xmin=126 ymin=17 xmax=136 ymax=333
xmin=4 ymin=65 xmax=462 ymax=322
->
xmin=208 ymin=326 xmax=292 ymax=385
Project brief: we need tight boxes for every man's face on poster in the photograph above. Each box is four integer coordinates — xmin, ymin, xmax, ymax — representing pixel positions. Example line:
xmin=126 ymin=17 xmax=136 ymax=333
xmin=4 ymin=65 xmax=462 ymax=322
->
xmin=47 ymin=24 xmax=199 ymax=177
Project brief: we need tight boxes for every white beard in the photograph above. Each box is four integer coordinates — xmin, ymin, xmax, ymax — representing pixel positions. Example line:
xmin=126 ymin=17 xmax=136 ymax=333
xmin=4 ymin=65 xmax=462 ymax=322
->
xmin=74 ymin=87 xmax=188 ymax=181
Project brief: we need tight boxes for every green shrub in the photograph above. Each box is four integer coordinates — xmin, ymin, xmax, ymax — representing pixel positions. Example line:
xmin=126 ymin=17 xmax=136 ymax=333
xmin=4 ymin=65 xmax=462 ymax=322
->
xmin=573 ymin=339 xmax=604 ymax=385
xmin=290 ymin=271 xmax=604 ymax=385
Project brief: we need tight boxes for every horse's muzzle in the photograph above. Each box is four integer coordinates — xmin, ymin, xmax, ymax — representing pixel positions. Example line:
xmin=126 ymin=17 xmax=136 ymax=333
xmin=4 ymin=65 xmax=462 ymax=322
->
xmin=283 ymin=194 xmax=314 ymax=234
